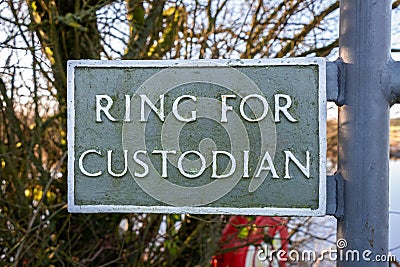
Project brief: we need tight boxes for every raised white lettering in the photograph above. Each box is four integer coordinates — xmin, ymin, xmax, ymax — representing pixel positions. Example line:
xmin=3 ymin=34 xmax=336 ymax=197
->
xmin=172 ymin=95 xmax=197 ymax=122
xmin=284 ymin=150 xmax=310 ymax=178
xmin=96 ymin=95 xmax=117 ymax=122
xmin=152 ymin=150 xmax=176 ymax=178
xmin=140 ymin=94 xmax=165 ymax=122
xmin=255 ymin=151 xmax=279 ymax=178
xmin=274 ymin=94 xmax=297 ymax=122
xmin=79 ymin=149 xmax=102 ymax=177
xmin=107 ymin=150 xmax=128 ymax=177
xmin=133 ymin=150 xmax=149 ymax=177
xmin=240 ymin=94 xmax=269 ymax=122
xmin=177 ymin=150 xmax=206 ymax=178
xmin=220 ymin=95 xmax=236 ymax=122
xmin=212 ymin=151 xmax=236 ymax=178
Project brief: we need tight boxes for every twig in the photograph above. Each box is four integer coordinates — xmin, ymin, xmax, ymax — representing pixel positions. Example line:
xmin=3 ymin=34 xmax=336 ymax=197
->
xmin=13 ymin=152 xmax=67 ymax=266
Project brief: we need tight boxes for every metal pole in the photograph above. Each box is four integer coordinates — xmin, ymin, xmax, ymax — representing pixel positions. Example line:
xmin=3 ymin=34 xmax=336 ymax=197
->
xmin=337 ymin=0 xmax=391 ymax=265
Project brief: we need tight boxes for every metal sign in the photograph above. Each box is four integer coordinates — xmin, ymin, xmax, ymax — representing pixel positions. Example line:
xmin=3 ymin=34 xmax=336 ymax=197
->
xmin=67 ymin=58 xmax=326 ymax=215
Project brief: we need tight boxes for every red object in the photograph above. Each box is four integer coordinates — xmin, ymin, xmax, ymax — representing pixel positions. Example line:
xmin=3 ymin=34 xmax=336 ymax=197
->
xmin=213 ymin=216 xmax=288 ymax=267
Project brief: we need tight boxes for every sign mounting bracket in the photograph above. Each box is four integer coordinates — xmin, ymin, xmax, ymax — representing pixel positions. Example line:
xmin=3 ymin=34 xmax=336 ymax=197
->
xmin=326 ymin=173 xmax=344 ymax=220
xmin=326 ymin=60 xmax=345 ymax=106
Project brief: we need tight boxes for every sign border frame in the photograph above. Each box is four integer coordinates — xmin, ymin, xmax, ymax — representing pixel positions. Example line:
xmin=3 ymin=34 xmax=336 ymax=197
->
xmin=67 ymin=58 xmax=327 ymax=216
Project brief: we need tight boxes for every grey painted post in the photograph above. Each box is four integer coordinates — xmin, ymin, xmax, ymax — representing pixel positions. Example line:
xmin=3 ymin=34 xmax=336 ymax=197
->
xmin=337 ymin=0 xmax=391 ymax=265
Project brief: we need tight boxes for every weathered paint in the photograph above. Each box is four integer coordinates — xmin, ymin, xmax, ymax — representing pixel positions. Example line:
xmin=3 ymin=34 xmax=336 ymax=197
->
xmin=67 ymin=58 xmax=326 ymax=215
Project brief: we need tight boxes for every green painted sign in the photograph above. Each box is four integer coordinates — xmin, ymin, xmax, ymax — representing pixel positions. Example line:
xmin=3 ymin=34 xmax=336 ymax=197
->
xmin=67 ymin=59 xmax=326 ymax=215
